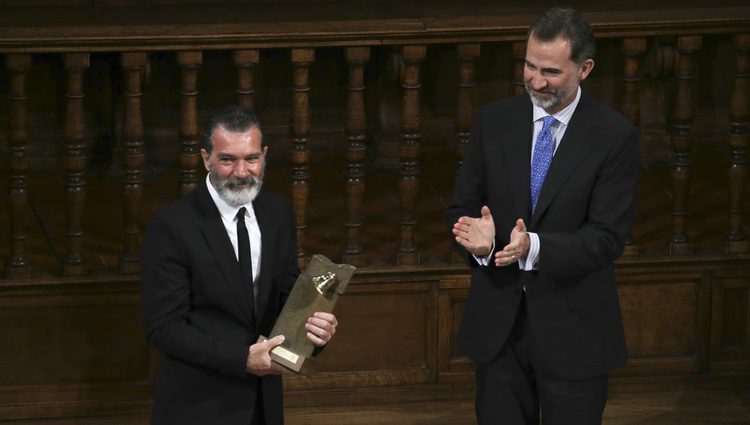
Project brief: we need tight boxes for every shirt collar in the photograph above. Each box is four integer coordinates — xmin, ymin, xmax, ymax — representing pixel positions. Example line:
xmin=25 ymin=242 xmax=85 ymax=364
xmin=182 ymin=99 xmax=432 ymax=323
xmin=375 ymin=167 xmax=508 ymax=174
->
xmin=532 ymin=86 xmax=581 ymax=126
xmin=205 ymin=174 xmax=254 ymax=221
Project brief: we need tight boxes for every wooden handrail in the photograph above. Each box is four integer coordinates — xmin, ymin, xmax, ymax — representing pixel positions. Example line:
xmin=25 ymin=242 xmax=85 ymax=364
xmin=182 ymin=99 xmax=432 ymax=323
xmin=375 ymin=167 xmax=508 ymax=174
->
xmin=0 ymin=2 xmax=748 ymax=53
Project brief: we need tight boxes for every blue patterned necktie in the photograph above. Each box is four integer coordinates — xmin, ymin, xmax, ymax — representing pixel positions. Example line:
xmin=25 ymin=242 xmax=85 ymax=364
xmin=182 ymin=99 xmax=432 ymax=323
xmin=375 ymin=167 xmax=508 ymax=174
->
xmin=530 ymin=116 xmax=557 ymax=215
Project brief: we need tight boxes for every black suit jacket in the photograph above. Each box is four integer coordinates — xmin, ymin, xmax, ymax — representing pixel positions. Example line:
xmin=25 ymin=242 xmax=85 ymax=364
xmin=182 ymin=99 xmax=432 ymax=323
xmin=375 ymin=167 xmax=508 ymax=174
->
xmin=447 ymin=92 xmax=638 ymax=380
xmin=141 ymin=180 xmax=299 ymax=425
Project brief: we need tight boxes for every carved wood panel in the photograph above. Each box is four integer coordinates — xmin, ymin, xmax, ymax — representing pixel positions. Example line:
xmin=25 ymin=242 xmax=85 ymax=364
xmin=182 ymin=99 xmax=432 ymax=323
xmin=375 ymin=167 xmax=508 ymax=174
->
xmin=711 ymin=274 xmax=750 ymax=370
xmin=283 ymin=280 xmax=437 ymax=391
xmin=616 ymin=270 xmax=711 ymax=376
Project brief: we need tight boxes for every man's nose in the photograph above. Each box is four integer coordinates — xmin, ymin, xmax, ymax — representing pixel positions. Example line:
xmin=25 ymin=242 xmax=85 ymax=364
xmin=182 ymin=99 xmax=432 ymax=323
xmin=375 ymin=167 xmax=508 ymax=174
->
xmin=233 ymin=161 xmax=251 ymax=178
xmin=529 ymin=74 xmax=547 ymax=91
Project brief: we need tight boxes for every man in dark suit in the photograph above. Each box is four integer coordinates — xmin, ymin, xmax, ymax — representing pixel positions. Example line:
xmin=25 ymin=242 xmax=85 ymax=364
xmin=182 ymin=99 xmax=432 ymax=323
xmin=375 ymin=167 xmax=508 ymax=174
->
xmin=141 ymin=105 xmax=338 ymax=425
xmin=447 ymin=7 xmax=638 ymax=425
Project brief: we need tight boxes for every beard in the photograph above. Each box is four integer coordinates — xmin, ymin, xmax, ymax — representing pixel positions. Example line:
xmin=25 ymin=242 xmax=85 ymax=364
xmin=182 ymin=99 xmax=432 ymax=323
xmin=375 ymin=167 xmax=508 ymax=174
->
xmin=208 ymin=166 xmax=264 ymax=207
xmin=525 ymin=82 xmax=576 ymax=111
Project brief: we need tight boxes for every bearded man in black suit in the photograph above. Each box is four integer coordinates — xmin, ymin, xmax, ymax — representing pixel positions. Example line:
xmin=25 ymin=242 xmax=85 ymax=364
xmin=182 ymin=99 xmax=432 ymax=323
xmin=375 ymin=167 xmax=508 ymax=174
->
xmin=141 ymin=105 xmax=338 ymax=425
xmin=447 ymin=7 xmax=639 ymax=425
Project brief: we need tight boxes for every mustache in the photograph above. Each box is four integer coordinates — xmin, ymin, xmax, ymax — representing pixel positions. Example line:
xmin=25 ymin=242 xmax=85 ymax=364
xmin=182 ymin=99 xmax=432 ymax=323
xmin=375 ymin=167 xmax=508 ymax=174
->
xmin=222 ymin=176 xmax=257 ymax=191
xmin=527 ymin=84 xmax=553 ymax=95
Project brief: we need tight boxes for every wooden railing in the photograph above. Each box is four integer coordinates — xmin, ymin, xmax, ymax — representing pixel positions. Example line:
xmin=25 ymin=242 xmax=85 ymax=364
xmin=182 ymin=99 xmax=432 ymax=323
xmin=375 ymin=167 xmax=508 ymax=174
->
xmin=1 ymin=3 xmax=749 ymax=276
xmin=0 ymin=1 xmax=748 ymax=422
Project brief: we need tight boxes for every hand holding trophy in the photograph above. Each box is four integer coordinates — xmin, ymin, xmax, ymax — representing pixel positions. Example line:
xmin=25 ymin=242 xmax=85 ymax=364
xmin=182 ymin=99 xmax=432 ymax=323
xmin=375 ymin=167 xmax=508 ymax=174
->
xmin=259 ymin=254 xmax=355 ymax=373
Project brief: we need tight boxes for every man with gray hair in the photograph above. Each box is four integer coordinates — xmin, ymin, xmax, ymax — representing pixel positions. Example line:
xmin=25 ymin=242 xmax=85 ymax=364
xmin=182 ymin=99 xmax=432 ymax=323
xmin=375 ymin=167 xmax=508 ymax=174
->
xmin=142 ymin=106 xmax=338 ymax=424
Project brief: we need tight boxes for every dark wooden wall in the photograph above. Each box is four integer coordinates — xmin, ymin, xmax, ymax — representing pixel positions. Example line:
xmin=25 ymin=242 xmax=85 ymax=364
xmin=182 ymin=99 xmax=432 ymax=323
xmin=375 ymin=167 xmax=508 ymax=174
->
xmin=0 ymin=1 xmax=749 ymax=422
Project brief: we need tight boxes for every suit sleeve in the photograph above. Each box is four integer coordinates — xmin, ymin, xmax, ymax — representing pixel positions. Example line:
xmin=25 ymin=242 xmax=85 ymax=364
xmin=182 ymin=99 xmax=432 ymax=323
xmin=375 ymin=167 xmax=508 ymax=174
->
xmin=140 ymin=213 xmax=250 ymax=379
xmin=538 ymin=125 xmax=639 ymax=278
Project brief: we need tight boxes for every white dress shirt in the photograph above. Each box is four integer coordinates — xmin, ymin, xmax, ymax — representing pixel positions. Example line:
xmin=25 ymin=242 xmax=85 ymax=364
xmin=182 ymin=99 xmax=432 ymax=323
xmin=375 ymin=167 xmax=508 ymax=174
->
xmin=205 ymin=175 xmax=262 ymax=286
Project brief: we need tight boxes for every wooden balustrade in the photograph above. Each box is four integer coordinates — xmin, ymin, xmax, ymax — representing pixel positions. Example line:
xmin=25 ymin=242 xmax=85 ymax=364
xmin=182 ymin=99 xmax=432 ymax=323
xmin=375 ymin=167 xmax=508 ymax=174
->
xmin=621 ymin=38 xmax=647 ymax=126
xmin=234 ymin=49 xmax=259 ymax=111
xmin=455 ymin=44 xmax=480 ymax=169
xmin=668 ymin=36 xmax=701 ymax=256
xmin=395 ymin=45 xmax=426 ymax=266
xmin=290 ymin=48 xmax=314 ymax=269
xmin=341 ymin=46 xmax=369 ymax=267
xmin=0 ymin=33 xmax=747 ymax=273
xmin=621 ymin=38 xmax=646 ymax=257
xmin=0 ymin=3 xmax=746 ymax=276
xmin=512 ymin=41 xmax=527 ymax=97
xmin=726 ymin=33 xmax=749 ymax=254
xmin=119 ymin=52 xmax=147 ymax=274
xmin=178 ymin=50 xmax=202 ymax=195
xmin=450 ymin=44 xmax=480 ymax=263
xmin=62 ymin=53 xmax=90 ymax=276
xmin=4 ymin=53 xmax=31 ymax=279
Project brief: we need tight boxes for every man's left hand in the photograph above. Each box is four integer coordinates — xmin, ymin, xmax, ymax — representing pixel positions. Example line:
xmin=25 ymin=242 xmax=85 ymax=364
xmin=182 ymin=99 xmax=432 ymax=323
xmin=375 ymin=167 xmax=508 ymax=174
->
xmin=305 ymin=312 xmax=338 ymax=347
xmin=495 ymin=218 xmax=530 ymax=267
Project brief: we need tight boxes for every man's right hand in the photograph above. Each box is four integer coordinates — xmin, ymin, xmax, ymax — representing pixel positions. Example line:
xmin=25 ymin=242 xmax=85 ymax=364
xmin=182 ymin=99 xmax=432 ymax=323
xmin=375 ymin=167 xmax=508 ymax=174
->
xmin=452 ymin=205 xmax=496 ymax=256
xmin=246 ymin=335 xmax=285 ymax=376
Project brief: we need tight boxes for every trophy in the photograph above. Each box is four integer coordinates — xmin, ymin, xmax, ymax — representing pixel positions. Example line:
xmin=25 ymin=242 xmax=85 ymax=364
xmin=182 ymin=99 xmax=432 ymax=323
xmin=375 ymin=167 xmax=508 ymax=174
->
xmin=259 ymin=254 xmax=355 ymax=373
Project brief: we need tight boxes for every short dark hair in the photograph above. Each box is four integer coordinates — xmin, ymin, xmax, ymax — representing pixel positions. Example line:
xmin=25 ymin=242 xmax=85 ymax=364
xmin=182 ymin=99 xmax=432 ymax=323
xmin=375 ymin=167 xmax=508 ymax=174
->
xmin=528 ymin=7 xmax=595 ymax=65
xmin=201 ymin=105 xmax=263 ymax=154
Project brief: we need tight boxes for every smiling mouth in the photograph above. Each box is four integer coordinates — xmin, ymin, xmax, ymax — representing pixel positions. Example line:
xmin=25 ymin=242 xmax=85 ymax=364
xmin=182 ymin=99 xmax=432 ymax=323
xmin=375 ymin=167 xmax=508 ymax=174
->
xmin=227 ymin=180 xmax=254 ymax=191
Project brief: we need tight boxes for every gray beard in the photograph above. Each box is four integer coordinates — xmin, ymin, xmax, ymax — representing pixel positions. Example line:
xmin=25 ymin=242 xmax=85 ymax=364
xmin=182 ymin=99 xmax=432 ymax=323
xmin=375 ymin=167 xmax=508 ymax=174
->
xmin=526 ymin=85 xmax=564 ymax=110
xmin=208 ymin=168 xmax=264 ymax=207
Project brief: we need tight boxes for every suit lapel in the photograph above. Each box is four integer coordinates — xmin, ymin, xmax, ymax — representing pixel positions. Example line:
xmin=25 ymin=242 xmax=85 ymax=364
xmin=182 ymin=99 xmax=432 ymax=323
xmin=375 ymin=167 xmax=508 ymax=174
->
xmin=195 ymin=182 xmax=256 ymax=325
xmin=503 ymin=98 xmax=534 ymax=222
xmin=531 ymin=93 xmax=599 ymax=227
xmin=252 ymin=191 xmax=276 ymax=323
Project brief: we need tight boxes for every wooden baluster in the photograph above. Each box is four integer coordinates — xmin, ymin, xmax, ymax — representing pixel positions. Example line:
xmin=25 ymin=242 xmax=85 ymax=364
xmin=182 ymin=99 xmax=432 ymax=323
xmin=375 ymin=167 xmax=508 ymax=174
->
xmin=119 ymin=52 xmax=147 ymax=274
xmin=395 ymin=45 xmax=426 ymax=266
xmin=621 ymin=38 xmax=647 ymax=126
xmin=341 ymin=47 xmax=369 ymax=267
xmin=621 ymin=38 xmax=646 ymax=257
xmin=62 ymin=53 xmax=90 ymax=276
xmin=290 ymin=48 xmax=314 ymax=269
xmin=5 ymin=54 xmax=32 ymax=279
xmin=667 ymin=36 xmax=701 ymax=256
xmin=178 ymin=51 xmax=202 ymax=195
xmin=456 ymin=44 xmax=480 ymax=168
xmin=726 ymin=33 xmax=750 ymax=254
xmin=234 ymin=49 xmax=259 ymax=111
xmin=512 ymin=41 xmax=527 ymax=97
xmin=452 ymin=44 xmax=480 ymax=263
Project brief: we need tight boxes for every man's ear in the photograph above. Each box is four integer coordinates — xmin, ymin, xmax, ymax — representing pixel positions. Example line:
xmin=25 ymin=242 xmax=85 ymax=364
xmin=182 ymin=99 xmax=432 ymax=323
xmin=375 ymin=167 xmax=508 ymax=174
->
xmin=200 ymin=148 xmax=210 ymax=171
xmin=579 ymin=58 xmax=594 ymax=81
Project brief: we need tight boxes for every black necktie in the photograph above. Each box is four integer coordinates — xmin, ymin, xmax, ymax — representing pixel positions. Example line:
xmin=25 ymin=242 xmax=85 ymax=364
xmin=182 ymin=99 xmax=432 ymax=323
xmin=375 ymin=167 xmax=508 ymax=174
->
xmin=236 ymin=207 xmax=255 ymax=313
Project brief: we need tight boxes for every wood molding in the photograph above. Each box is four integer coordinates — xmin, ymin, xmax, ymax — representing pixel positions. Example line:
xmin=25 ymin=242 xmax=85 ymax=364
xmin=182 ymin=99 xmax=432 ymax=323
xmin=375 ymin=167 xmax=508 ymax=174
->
xmin=0 ymin=2 xmax=748 ymax=52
